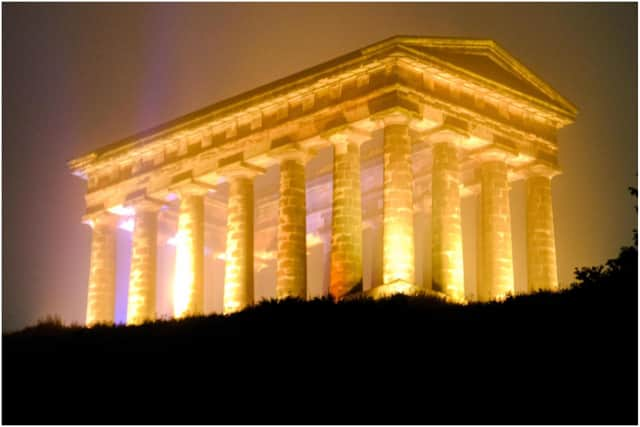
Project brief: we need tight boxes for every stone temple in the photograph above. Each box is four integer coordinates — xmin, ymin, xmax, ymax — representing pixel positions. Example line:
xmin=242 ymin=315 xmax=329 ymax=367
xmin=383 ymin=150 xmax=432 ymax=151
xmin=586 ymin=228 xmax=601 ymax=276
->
xmin=68 ymin=36 xmax=577 ymax=326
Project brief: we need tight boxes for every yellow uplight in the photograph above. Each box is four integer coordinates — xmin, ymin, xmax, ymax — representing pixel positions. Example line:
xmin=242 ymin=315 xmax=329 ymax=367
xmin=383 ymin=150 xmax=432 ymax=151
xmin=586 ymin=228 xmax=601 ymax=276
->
xmin=172 ymin=229 xmax=194 ymax=319
xmin=383 ymin=225 xmax=414 ymax=285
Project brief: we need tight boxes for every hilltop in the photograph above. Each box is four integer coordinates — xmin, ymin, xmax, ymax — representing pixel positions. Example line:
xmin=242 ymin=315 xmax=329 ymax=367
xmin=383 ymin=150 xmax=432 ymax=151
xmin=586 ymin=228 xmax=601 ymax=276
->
xmin=3 ymin=244 xmax=637 ymax=424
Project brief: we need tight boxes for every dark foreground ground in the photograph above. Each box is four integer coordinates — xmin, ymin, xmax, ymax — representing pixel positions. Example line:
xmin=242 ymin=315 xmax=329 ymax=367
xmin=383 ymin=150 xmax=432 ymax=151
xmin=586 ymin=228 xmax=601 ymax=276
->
xmin=4 ymin=247 xmax=638 ymax=424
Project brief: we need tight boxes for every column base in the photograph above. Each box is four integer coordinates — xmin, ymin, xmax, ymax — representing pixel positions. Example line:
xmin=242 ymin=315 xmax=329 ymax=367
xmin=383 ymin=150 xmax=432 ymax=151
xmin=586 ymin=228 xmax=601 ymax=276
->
xmin=338 ymin=280 xmax=467 ymax=303
xmin=357 ymin=280 xmax=467 ymax=303
xmin=367 ymin=280 xmax=422 ymax=299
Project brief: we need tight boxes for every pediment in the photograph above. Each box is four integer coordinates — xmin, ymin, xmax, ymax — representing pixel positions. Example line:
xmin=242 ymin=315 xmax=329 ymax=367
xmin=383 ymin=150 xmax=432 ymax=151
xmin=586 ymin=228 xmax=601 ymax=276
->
xmin=381 ymin=37 xmax=577 ymax=117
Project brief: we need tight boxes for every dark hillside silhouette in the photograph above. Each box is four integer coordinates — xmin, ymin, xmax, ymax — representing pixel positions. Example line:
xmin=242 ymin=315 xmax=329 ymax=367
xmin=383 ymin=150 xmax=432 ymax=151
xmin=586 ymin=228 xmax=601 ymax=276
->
xmin=4 ymin=190 xmax=638 ymax=424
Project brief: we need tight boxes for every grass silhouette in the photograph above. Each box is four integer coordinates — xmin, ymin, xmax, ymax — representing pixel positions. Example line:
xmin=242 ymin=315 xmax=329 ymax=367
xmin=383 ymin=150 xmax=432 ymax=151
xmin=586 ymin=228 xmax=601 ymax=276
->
xmin=4 ymin=242 xmax=637 ymax=424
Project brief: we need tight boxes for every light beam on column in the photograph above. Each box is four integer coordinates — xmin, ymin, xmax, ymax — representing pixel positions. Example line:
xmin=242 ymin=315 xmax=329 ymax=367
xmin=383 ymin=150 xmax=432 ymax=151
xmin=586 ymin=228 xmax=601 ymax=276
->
xmin=172 ymin=186 xmax=207 ymax=318
xmin=526 ymin=163 xmax=560 ymax=292
xmin=126 ymin=198 xmax=163 ymax=325
xmin=276 ymin=151 xmax=309 ymax=299
xmin=430 ymin=130 xmax=465 ymax=302
xmin=328 ymin=129 xmax=369 ymax=300
xmin=373 ymin=112 xmax=419 ymax=298
xmin=476 ymin=150 xmax=515 ymax=301
xmin=85 ymin=212 xmax=119 ymax=326
xmin=221 ymin=163 xmax=264 ymax=314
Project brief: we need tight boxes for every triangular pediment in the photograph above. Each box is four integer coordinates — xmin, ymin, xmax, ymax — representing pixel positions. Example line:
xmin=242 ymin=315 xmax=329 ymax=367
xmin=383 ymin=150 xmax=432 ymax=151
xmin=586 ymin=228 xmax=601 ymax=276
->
xmin=413 ymin=46 xmax=557 ymax=103
xmin=372 ymin=36 xmax=577 ymax=117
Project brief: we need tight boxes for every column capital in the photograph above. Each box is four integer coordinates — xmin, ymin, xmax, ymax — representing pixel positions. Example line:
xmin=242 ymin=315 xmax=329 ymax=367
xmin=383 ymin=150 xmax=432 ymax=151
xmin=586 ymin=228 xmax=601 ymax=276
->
xmin=218 ymin=161 xmax=266 ymax=182
xmin=409 ymin=104 xmax=444 ymax=133
xmin=324 ymin=127 xmax=371 ymax=151
xmin=429 ymin=128 xmax=467 ymax=146
xmin=465 ymin=124 xmax=494 ymax=150
xmin=129 ymin=196 xmax=165 ymax=213
xmin=381 ymin=110 xmax=412 ymax=126
xmin=82 ymin=210 xmax=119 ymax=229
xmin=524 ymin=162 xmax=562 ymax=180
xmin=170 ymin=177 xmax=215 ymax=197
xmin=266 ymin=139 xmax=317 ymax=164
xmin=426 ymin=122 xmax=495 ymax=151
xmin=350 ymin=117 xmax=384 ymax=134
xmin=469 ymin=146 xmax=517 ymax=165
xmin=276 ymin=145 xmax=315 ymax=165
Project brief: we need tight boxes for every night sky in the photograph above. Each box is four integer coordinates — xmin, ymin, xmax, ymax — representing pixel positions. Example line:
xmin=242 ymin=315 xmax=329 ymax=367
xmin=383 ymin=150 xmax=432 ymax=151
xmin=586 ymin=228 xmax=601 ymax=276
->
xmin=3 ymin=3 xmax=637 ymax=332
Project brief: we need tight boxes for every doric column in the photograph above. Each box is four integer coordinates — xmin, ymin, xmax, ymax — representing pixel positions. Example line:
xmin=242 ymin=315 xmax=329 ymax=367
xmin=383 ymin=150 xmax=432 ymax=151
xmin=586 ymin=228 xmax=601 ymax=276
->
xmin=126 ymin=200 xmax=161 ymax=325
xmin=430 ymin=132 xmax=465 ymax=302
xmin=329 ymin=131 xmax=365 ymax=299
xmin=86 ymin=212 xmax=118 ymax=326
xmin=173 ymin=190 xmax=206 ymax=318
xmin=276 ymin=154 xmax=307 ymax=299
xmin=223 ymin=174 xmax=255 ymax=313
xmin=476 ymin=154 xmax=515 ymax=301
xmin=380 ymin=113 xmax=416 ymax=294
xmin=526 ymin=164 xmax=560 ymax=292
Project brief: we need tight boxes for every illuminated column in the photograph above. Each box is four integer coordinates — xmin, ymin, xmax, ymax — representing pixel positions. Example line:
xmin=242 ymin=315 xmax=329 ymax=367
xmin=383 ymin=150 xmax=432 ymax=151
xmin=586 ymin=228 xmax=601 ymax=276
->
xmin=476 ymin=154 xmax=515 ymax=301
xmin=329 ymin=132 xmax=364 ymax=299
xmin=276 ymin=155 xmax=307 ymax=299
xmin=526 ymin=165 xmax=559 ymax=292
xmin=223 ymin=175 xmax=255 ymax=313
xmin=126 ymin=201 xmax=161 ymax=325
xmin=173 ymin=190 xmax=205 ymax=318
xmin=380 ymin=114 xmax=415 ymax=294
xmin=86 ymin=212 xmax=118 ymax=326
xmin=431 ymin=135 xmax=465 ymax=302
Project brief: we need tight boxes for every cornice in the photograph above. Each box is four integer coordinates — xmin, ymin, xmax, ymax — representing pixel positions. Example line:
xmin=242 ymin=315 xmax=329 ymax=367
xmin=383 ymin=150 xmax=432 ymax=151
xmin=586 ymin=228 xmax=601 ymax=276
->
xmin=397 ymin=45 xmax=577 ymax=123
xmin=80 ymin=82 xmax=563 ymax=208
xmin=68 ymin=36 xmax=577 ymax=179
xmin=363 ymin=36 xmax=578 ymax=117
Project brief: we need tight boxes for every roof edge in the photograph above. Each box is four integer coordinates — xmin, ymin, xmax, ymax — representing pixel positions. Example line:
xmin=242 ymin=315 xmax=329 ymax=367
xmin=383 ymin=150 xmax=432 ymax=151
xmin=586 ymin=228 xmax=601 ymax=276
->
xmin=68 ymin=35 xmax=578 ymax=170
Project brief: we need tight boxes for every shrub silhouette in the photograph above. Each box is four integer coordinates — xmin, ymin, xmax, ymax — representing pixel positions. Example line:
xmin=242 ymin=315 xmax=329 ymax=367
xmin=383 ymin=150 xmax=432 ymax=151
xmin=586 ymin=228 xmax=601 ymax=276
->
xmin=3 ymin=190 xmax=638 ymax=424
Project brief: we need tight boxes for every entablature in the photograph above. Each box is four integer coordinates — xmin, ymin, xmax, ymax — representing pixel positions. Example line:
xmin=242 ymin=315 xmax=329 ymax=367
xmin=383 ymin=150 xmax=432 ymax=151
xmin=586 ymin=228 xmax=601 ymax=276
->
xmin=79 ymin=97 xmax=561 ymax=217
xmin=71 ymin=38 xmax=576 ymax=218
xmin=70 ymin=45 xmax=571 ymax=176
